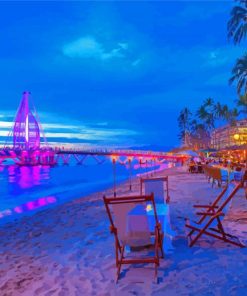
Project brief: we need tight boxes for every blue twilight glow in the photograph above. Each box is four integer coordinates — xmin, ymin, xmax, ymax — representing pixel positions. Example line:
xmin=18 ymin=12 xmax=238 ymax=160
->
xmin=0 ymin=1 xmax=244 ymax=148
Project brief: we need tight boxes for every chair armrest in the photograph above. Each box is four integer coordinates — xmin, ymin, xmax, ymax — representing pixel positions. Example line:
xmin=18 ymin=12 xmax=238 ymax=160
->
xmin=196 ymin=211 xmax=224 ymax=216
xmin=193 ymin=205 xmax=218 ymax=208
xmin=196 ymin=212 xmax=216 ymax=216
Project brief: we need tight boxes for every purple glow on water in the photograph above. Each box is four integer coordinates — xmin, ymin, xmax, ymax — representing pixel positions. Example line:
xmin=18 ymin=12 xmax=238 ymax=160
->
xmin=14 ymin=206 xmax=23 ymax=213
xmin=0 ymin=157 xmax=168 ymax=223
xmin=47 ymin=196 xmax=56 ymax=203
xmin=0 ymin=196 xmax=57 ymax=219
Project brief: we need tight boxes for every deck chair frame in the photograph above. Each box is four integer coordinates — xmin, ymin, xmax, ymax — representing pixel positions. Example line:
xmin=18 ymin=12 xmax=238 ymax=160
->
xmin=140 ymin=176 xmax=170 ymax=203
xmin=185 ymin=182 xmax=245 ymax=248
xmin=103 ymin=194 xmax=164 ymax=282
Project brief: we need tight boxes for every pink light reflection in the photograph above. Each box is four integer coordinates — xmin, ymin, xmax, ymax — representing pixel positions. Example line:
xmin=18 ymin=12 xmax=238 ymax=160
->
xmin=14 ymin=206 xmax=23 ymax=214
xmin=0 ymin=196 xmax=57 ymax=219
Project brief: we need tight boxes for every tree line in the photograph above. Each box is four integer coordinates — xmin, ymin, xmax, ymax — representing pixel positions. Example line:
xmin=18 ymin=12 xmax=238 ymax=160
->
xmin=178 ymin=0 xmax=247 ymax=143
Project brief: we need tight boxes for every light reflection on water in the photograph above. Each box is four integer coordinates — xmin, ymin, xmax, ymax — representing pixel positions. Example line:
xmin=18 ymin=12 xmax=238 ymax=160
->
xmin=0 ymin=196 xmax=57 ymax=219
xmin=8 ymin=165 xmax=50 ymax=188
xmin=0 ymin=160 xmax=170 ymax=223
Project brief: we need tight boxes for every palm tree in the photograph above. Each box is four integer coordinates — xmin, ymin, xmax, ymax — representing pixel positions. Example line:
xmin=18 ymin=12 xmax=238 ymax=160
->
xmin=203 ymin=97 xmax=214 ymax=107
xmin=236 ymin=93 xmax=247 ymax=114
xmin=229 ymin=53 xmax=247 ymax=95
xmin=191 ymin=122 xmax=210 ymax=149
xmin=190 ymin=119 xmax=198 ymax=135
xmin=177 ymin=108 xmax=192 ymax=145
xmin=196 ymin=105 xmax=208 ymax=122
xmin=196 ymin=98 xmax=216 ymax=131
xmin=227 ymin=0 xmax=247 ymax=45
xmin=214 ymin=102 xmax=222 ymax=116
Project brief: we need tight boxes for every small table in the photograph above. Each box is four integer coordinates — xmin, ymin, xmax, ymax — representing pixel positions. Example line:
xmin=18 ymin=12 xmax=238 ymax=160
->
xmin=127 ymin=204 xmax=176 ymax=253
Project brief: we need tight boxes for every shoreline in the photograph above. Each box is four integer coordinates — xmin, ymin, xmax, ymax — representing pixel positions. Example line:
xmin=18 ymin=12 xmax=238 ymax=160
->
xmin=0 ymin=166 xmax=247 ymax=295
xmin=0 ymin=162 xmax=172 ymax=226
xmin=0 ymin=164 xmax=169 ymax=227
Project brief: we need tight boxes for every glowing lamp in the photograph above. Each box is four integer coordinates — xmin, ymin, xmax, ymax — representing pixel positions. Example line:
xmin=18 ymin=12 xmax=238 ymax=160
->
xmin=111 ymin=155 xmax=118 ymax=162
xmin=146 ymin=204 xmax=152 ymax=212
xmin=233 ymin=134 xmax=240 ymax=141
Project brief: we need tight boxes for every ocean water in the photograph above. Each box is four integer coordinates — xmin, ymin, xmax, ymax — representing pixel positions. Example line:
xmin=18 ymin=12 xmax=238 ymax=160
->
xmin=0 ymin=157 xmax=167 ymax=224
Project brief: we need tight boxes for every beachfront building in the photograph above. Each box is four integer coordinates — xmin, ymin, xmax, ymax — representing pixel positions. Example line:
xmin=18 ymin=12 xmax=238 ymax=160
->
xmin=211 ymin=118 xmax=247 ymax=149
xmin=183 ymin=131 xmax=211 ymax=150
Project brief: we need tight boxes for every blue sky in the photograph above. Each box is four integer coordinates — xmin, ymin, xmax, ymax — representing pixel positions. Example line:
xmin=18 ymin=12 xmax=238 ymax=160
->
xmin=0 ymin=1 xmax=245 ymax=149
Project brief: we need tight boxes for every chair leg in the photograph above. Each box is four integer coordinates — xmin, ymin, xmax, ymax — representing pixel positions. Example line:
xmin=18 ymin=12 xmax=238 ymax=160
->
xmin=154 ymin=232 xmax=160 ymax=283
xmin=158 ymin=232 xmax=164 ymax=258
xmin=216 ymin=219 xmax=226 ymax=240
xmin=154 ymin=262 xmax=158 ymax=283
xmin=189 ymin=229 xmax=205 ymax=247
xmin=116 ymin=246 xmax=125 ymax=283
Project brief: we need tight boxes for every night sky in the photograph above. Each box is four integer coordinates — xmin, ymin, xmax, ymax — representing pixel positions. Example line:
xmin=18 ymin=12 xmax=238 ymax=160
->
xmin=0 ymin=1 xmax=244 ymax=149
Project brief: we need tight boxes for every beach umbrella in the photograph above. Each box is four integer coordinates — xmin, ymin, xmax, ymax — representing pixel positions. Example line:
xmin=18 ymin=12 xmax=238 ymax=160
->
xmin=177 ymin=150 xmax=199 ymax=157
xmin=199 ymin=148 xmax=217 ymax=153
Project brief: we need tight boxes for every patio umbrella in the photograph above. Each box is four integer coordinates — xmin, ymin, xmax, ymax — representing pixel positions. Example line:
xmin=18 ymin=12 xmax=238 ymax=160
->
xmin=177 ymin=150 xmax=199 ymax=157
xmin=199 ymin=148 xmax=217 ymax=153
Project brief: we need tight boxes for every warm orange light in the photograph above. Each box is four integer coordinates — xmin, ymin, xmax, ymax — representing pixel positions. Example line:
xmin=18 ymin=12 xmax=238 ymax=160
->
xmin=111 ymin=155 xmax=118 ymax=162
xmin=233 ymin=134 xmax=240 ymax=140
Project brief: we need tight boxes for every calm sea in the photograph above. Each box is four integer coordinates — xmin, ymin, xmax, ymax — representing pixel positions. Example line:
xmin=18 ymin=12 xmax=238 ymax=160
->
xmin=0 ymin=158 xmax=168 ymax=224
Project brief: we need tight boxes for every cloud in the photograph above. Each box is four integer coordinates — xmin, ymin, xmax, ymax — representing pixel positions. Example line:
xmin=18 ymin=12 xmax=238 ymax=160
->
xmin=201 ymin=46 xmax=245 ymax=68
xmin=0 ymin=110 xmax=138 ymax=147
xmin=132 ymin=59 xmax=141 ymax=67
xmin=62 ymin=36 xmax=127 ymax=61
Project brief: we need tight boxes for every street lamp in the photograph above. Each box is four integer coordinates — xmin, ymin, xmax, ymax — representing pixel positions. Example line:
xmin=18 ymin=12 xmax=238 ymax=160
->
xmin=128 ymin=157 xmax=133 ymax=191
xmin=111 ymin=155 xmax=118 ymax=197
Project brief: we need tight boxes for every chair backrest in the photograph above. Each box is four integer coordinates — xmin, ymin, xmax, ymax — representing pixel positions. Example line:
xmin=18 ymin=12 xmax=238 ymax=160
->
xmin=140 ymin=177 xmax=168 ymax=204
xmin=103 ymin=194 xmax=159 ymax=247
xmin=210 ymin=167 xmax=222 ymax=180
xmin=217 ymin=182 xmax=237 ymax=214
xmin=233 ymin=171 xmax=244 ymax=182
xmin=201 ymin=182 xmax=241 ymax=228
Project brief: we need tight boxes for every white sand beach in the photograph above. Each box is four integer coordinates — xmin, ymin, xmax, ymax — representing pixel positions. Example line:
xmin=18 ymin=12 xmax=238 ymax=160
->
xmin=0 ymin=166 xmax=247 ymax=296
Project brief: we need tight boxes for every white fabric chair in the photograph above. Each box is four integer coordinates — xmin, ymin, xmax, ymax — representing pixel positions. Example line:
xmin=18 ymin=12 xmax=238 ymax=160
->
xmin=141 ymin=178 xmax=167 ymax=204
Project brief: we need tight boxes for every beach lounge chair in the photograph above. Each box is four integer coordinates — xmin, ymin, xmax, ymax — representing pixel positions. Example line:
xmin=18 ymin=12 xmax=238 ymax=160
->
xmin=103 ymin=194 xmax=164 ymax=282
xmin=185 ymin=182 xmax=245 ymax=248
xmin=140 ymin=176 xmax=170 ymax=204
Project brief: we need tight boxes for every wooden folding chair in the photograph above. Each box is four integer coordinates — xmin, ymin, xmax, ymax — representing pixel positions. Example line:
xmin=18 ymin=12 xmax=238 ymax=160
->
xmin=103 ymin=194 xmax=164 ymax=283
xmin=140 ymin=176 xmax=170 ymax=203
xmin=185 ymin=182 xmax=245 ymax=248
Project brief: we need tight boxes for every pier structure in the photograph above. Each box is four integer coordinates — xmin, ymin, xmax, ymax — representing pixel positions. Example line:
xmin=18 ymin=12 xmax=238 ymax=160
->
xmin=0 ymin=147 xmax=188 ymax=166
xmin=55 ymin=148 xmax=186 ymax=165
